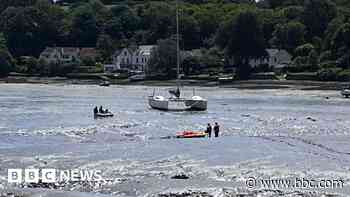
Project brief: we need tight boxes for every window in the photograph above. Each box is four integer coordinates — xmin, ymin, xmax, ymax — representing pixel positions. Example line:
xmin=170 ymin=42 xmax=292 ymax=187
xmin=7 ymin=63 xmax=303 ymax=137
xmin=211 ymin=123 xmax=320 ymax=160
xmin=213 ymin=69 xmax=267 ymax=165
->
xmin=124 ymin=51 xmax=127 ymax=56
xmin=136 ymin=58 xmax=138 ymax=63
xmin=274 ymin=57 xmax=277 ymax=62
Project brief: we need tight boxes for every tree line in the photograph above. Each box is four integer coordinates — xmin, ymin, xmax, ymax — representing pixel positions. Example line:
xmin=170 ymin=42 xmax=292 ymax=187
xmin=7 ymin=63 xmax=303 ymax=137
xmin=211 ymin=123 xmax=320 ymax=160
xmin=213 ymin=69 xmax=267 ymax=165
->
xmin=0 ymin=0 xmax=350 ymax=80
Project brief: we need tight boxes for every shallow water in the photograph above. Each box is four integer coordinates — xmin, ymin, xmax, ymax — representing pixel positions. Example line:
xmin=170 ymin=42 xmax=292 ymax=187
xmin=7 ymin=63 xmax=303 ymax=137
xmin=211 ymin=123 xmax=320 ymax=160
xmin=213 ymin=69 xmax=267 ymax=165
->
xmin=0 ymin=84 xmax=350 ymax=196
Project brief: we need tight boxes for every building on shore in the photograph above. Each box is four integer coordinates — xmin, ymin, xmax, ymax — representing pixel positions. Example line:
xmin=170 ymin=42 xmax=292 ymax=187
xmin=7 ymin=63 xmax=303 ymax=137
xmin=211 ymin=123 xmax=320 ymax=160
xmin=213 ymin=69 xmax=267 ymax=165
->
xmin=249 ymin=49 xmax=292 ymax=70
xmin=226 ymin=49 xmax=292 ymax=71
xmin=39 ymin=47 xmax=98 ymax=65
xmin=109 ymin=45 xmax=156 ymax=73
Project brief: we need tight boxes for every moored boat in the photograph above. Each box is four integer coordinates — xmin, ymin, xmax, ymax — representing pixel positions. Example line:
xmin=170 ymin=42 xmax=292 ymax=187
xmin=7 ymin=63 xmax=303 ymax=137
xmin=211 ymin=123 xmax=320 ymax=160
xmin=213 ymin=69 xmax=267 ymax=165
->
xmin=341 ymin=88 xmax=350 ymax=98
xmin=94 ymin=112 xmax=114 ymax=118
xmin=100 ymin=81 xmax=110 ymax=87
xmin=148 ymin=95 xmax=207 ymax=111
xmin=148 ymin=1 xmax=207 ymax=112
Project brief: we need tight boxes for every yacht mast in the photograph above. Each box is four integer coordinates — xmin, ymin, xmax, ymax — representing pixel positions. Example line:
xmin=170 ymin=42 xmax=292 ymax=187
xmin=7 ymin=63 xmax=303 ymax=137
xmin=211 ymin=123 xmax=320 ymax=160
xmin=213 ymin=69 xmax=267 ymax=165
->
xmin=176 ymin=0 xmax=180 ymax=88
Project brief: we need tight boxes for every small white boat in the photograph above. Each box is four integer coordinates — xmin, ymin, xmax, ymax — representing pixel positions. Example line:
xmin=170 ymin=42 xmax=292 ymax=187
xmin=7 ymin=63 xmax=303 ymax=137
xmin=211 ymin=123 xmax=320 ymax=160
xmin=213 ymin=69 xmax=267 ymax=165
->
xmin=99 ymin=81 xmax=110 ymax=87
xmin=94 ymin=112 xmax=114 ymax=118
xmin=129 ymin=74 xmax=146 ymax=82
xmin=341 ymin=89 xmax=350 ymax=98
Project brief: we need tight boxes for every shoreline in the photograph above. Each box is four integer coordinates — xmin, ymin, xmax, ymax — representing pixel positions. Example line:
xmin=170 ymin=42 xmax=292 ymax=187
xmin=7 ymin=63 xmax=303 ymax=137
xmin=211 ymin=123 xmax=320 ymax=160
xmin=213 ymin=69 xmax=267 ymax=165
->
xmin=0 ymin=76 xmax=349 ymax=91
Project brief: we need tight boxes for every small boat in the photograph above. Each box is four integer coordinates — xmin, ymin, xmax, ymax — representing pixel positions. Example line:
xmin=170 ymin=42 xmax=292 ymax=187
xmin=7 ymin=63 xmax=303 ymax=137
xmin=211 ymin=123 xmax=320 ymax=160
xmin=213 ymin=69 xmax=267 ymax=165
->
xmin=341 ymin=88 xmax=350 ymax=98
xmin=176 ymin=131 xmax=207 ymax=138
xmin=100 ymin=81 xmax=110 ymax=87
xmin=94 ymin=112 xmax=114 ymax=118
xmin=129 ymin=74 xmax=146 ymax=82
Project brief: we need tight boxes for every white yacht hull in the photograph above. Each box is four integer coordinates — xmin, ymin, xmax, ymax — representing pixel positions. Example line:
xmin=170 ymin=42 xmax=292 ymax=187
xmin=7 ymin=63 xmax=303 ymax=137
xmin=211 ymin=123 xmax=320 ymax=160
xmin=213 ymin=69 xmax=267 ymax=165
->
xmin=148 ymin=96 xmax=169 ymax=110
xmin=341 ymin=89 xmax=350 ymax=98
xmin=148 ymin=96 xmax=207 ymax=111
xmin=185 ymin=99 xmax=207 ymax=111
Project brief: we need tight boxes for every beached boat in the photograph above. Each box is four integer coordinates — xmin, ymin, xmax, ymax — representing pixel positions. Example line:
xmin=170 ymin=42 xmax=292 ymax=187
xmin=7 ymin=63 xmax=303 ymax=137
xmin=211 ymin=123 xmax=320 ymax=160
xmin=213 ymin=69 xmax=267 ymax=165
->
xmin=100 ymin=81 xmax=110 ymax=87
xmin=176 ymin=131 xmax=207 ymax=138
xmin=341 ymin=88 xmax=350 ymax=98
xmin=129 ymin=74 xmax=146 ymax=82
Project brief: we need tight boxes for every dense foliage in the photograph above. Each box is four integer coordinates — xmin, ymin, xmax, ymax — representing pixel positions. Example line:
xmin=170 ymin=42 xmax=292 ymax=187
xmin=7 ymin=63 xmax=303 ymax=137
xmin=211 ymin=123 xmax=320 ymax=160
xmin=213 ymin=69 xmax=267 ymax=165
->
xmin=0 ymin=0 xmax=350 ymax=79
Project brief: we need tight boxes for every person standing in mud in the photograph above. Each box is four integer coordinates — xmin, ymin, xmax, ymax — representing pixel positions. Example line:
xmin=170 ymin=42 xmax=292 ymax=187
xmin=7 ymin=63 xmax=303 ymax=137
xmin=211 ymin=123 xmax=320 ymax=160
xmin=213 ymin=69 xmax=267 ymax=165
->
xmin=93 ymin=106 xmax=98 ymax=114
xmin=214 ymin=122 xmax=220 ymax=137
xmin=206 ymin=123 xmax=212 ymax=138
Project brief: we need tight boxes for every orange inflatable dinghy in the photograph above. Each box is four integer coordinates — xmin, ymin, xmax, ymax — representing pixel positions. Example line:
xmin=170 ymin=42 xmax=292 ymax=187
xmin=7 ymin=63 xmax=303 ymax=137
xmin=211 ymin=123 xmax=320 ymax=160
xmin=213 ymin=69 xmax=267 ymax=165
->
xmin=176 ymin=131 xmax=207 ymax=138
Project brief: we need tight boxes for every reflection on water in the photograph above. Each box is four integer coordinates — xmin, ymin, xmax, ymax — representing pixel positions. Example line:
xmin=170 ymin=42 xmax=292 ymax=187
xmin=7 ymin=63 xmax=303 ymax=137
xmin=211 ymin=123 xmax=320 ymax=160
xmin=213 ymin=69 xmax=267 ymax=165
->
xmin=0 ymin=84 xmax=350 ymax=196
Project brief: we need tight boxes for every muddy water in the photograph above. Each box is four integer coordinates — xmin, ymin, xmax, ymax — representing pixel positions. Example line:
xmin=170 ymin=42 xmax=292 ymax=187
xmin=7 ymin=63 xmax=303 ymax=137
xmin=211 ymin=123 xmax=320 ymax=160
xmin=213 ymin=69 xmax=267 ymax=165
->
xmin=0 ymin=84 xmax=350 ymax=196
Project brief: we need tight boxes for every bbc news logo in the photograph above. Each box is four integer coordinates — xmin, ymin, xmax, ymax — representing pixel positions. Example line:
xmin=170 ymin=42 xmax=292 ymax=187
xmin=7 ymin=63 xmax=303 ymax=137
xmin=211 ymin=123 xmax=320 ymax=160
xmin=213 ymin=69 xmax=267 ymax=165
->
xmin=8 ymin=169 xmax=103 ymax=183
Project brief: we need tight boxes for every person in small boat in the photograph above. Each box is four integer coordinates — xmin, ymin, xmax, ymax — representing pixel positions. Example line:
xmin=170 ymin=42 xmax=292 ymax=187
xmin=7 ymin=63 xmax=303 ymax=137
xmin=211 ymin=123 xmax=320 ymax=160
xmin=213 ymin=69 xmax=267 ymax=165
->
xmin=105 ymin=109 xmax=109 ymax=113
xmin=206 ymin=123 xmax=212 ymax=138
xmin=214 ymin=122 xmax=220 ymax=137
xmin=93 ymin=106 xmax=98 ymax=115
xmin=99 ymin=106 xmax=103 ymax=113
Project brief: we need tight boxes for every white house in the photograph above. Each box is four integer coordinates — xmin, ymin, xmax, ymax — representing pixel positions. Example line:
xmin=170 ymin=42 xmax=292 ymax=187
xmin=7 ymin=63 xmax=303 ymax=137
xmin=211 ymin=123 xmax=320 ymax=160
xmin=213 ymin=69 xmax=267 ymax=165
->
xmin=112 ymin=48 xmax=133 ymax=70
xmin=111 ymin=45 xmax=156 ymax=72
xmin=250 ymin=49 xmax=292 ymax=69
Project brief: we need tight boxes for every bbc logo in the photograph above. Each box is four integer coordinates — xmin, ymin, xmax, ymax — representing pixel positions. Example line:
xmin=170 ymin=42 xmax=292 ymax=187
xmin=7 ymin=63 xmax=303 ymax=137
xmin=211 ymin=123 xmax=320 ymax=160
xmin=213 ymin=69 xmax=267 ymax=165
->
xmin=8 ymin=169 xmax=56 ymax=183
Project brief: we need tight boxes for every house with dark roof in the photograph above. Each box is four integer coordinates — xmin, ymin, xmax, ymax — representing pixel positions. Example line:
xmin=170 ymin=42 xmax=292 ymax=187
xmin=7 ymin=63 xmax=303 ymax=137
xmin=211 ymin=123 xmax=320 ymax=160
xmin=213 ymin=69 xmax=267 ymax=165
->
xmin=39 ymin=47 xmax=98 ymax=65
xmin=39 ymin=47 xmax=80 ymax=64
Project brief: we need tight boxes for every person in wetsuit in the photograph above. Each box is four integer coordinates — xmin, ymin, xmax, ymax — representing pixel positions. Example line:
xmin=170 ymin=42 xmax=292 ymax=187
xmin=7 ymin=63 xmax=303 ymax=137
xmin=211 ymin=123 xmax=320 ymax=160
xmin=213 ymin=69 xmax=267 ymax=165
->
xmin=214 ymin=122 xmax=220 ymax=137
xmin=206 ymin=123 xmax=212 ymax=138
xmin=99 ymin=106 xmax=103 ymax=113
xmin=93 ymin=106 xmax=98 ymax=114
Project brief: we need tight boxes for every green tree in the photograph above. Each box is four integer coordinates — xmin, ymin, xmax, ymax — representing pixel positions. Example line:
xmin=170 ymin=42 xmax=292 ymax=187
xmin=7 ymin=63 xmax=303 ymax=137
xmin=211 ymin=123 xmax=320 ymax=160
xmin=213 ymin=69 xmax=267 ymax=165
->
xmin=216 ymin=10 xmax=266 ymax=79
xmin=270 ymin=21 xmax=306 ymax=54
xmin=200 ymin=47 xmax=224 ymax=69
xmin=180 ymin=14 xmax=200 ymax=50
xmin=295 ymin=43 xmax=315 ymax=57
xmin=147 ymin=38 xmax=177 ymax=78
xmin=0 ymin=2 xmax=65 ymax=57
xmin=0 ymin=7 xmax=42 ymax=57
xmin=193 ymin=5 xmax=221 ymax=47
xmin=182 ymin=56 xmax=200 ymax=75
xmin=0 ymin=0 xmax=37 ymax=13
xmin=0 ymin=33 xmax=6 ymax=49
xmin=0 ymin=48 xmax=13 ymax=76
xmin=302 ymin=0 xmax=337 ymax=39
xmin=331 ymin=23 xmax=350 ymax=57
xmin=139 ymin=2 xmax=175 ymax=43
xmin=96 ymin=34 xmax=114 ymax=62
xmin=70 ymin=5 xmax=98 ymax=47
xmin=34 ymin=0 xmax=66 ymax=49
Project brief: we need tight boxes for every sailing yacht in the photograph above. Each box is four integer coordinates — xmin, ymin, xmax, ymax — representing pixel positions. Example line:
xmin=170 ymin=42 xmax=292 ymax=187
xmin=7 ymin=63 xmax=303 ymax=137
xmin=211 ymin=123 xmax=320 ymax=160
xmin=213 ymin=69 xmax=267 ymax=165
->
xmin=148 ymin=0 xmax=207 ymax=111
